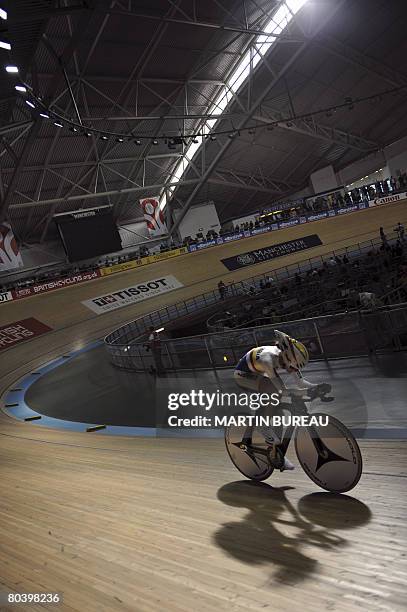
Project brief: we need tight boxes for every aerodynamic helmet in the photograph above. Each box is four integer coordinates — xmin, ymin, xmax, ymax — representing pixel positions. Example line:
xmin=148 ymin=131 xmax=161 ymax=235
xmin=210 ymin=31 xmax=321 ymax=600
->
xmin=274 ymin=329 xmax=309 ymax=371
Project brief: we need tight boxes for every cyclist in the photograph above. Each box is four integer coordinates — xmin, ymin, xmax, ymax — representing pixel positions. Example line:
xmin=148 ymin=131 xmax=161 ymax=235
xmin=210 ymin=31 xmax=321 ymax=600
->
xmin=234 ymin=330 xmax=330 ymax=471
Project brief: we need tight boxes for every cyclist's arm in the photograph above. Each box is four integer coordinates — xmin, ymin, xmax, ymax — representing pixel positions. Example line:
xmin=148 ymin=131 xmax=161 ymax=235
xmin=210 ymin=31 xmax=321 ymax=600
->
xmin=263 ymin=363 xmax=316 ymax=397
xmin=259 ymin=360 xmax=285 ymax=395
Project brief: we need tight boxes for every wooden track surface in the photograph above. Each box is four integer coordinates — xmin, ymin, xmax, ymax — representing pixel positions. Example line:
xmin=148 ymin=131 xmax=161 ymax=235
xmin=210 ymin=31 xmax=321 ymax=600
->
xmin=1 ymin=203 xmax=407 ymax=611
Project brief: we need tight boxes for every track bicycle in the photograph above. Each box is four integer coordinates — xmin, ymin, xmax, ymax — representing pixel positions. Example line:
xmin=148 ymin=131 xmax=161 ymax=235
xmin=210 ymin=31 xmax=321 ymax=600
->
xmin=225 ymin=386 xmax=363 ymax=493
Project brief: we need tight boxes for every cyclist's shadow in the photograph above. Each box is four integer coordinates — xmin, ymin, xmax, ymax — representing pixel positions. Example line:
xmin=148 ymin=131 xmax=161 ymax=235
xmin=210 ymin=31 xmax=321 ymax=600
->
xmin=214 ymin=481 xmax=371 ymax=585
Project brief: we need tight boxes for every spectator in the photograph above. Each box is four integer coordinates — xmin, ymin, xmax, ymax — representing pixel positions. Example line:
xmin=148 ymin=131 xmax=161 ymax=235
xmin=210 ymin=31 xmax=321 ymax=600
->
xmin=218 ymin=280 xmax=226 ymax=300
xmin=262 ymin=302 xmax=272 ymax=317
xmin=359 ymin=291 xmax=378 ymax=309
xmin=379 ymin=226 xmax=388 ymax=246
xmin=395 ymin=222 xmax=405 ymax=242
xmin=146 ymin=326 xmax=164 ymax=375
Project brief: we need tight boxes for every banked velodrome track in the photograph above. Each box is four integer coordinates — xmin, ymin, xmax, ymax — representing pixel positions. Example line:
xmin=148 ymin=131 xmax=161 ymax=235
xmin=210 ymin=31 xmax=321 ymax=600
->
xmin=1 ymin=204 xmax=407 ymax=612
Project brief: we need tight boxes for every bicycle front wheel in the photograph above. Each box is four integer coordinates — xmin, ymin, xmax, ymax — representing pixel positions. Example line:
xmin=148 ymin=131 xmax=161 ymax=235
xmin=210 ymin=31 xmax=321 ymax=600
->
xmin=225 ymin=415 xmax=274 ymax=481
xmin=294 ymin=413 xmax=362 ymax=493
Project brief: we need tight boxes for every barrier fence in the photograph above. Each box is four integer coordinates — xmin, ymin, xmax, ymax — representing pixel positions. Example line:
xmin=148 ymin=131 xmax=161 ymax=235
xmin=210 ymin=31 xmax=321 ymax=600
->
xmin=105 ymin=304 xmax=407 ymax=372
xmin=105 ymin=231 xmax=402 ymax=347
xmin=104 ymin=230 xmax=407 ymax=371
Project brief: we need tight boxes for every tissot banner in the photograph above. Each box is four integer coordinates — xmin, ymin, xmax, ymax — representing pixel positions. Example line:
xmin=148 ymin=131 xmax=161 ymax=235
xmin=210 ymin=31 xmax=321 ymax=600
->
xmin=82 ymin=274 xmax=184 ymax=314
xmin=0 ymin=290 xmax=13 ymax=303
xmin=140 ymin=196 xmax=168 ymax=237
xmin=0 ymin=222 xmax=23 ymax=271
xmin=221 ymin=234 xmax=323 ymax=271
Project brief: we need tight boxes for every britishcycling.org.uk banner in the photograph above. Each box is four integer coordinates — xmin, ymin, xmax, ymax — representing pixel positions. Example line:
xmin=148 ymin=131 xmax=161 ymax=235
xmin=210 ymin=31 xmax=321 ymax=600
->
xmin=82 ymin=275 xmax=184 ymax=314
xmin=11 ymin=270 xmax=101 ymax=300
xmin=0 ymin=317 xmax=52 ymax=351
xmin=221 ymin=234 xmax=323 ymax=271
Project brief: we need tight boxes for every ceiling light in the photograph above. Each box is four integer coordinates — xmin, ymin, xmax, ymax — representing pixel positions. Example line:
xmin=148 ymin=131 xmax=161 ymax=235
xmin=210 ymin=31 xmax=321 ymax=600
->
xmin=0 ymin=40 xmax=11 ymax=50
xmin=210 ymin=135 xmax=216 ymax=141
xmin=15 ymin=85 xmax=27 ymax=93
xmin=69 ymin=125 xmax=78 ymax=132
xmin=84 ymin=131 xmax=92 ymax=137
xmin=25 ymin=100 xmax=35 ymax=108
xmin=135 ymin=139 xmax=141 ymax=145
xmin=116 ymin=137 xmax=124 ymax=142
xmin=101 ymin=135 xmax=108 ymax=140
xmin=6 ymin=65 xmax=19 ymax=73
xmin=40 ymin=112 xmax=49 ymax=119
xmin=54 ymin=121 xmax=63 ymax=128
xmin=0 ymin=9 xmax=7 ymax=20
xmin=228 ymin=133 xmax=235 ymax=139
xmin=152 ymin=139 xmax=158 ymax=145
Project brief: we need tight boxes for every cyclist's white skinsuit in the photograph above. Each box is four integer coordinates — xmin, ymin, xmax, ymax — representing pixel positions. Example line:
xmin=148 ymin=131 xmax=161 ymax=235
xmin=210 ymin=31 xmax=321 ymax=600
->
xmin=234 ymin=345 xmax=316 ymax=395
xmin=234 ymin=345 xmax=316 ymax=444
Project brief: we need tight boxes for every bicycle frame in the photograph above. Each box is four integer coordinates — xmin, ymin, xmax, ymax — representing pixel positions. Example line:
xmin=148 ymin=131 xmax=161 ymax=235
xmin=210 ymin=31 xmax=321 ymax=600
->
xmin=239 ymin=393 xmax=326 ymax=465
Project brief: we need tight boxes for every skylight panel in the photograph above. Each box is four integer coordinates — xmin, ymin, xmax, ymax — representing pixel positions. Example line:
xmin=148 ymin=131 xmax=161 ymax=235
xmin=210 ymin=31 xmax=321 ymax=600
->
xmin=160 ymin=1 xmax=308 ymax=210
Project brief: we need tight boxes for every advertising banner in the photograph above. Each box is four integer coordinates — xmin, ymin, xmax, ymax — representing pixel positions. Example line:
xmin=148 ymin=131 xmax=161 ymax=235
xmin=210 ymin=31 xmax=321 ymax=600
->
xmin=278 ymin=219 xmax=299 ymax=229
xmin=337 ymin=205 xmax=358 ymax=215
xmin=251 ymin=226 xmax=269 ymax=235
xmin=0 ymin=317 xmax=52 ymax=350
xmin=221 ymin=234 xmax=323 ymax=271
xmin=140 ymin=196 xmax=167 ymax=237
xmin=82 ymin=275 xmax=184 ymax=314
xmin=0 ymin=222 xmax=23 ymax=272
xmin=368 ymin=192 xmax=407 ymax=207
xmin=100 ymin=260 xmax=137 ymax=276
xmin=12 ymin=270 xmax=100 ymax=300
xmin=223 ymin=232 xmax=244 ymax=242
xmin=0 ymin=290 xmax=13 ymax=304
xmin=196 ymin=240 xmax=216 ymax=250
xmin=308 ymin=212 xmax=328 ymax=222
xmin=100 ymin=247 xmax=188 ymax=276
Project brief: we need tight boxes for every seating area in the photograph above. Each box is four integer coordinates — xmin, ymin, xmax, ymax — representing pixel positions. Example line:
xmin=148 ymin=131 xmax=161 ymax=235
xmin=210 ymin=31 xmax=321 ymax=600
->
xmin=207 ymin=236 xmax=407 ymax=332
xmin=3 ymin=172 xmax=406 ymax=296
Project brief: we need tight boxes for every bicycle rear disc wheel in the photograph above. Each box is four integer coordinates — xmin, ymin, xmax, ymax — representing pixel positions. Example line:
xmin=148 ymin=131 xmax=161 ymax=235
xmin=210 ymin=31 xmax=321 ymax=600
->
xmin=225 ymin=416 xmax=274 ymax=481
xmin=294 ymin=413 xmax=362 ymax=493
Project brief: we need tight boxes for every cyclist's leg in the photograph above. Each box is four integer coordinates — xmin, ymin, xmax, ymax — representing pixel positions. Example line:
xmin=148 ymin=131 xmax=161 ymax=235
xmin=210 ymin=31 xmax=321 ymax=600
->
xmin=233 ymin=369 xmax=260 ymax=392
xmin=257 ymin=376 xmax=295 ymax=471
xmin=258 ymin=376 xmax=285 ymax=444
